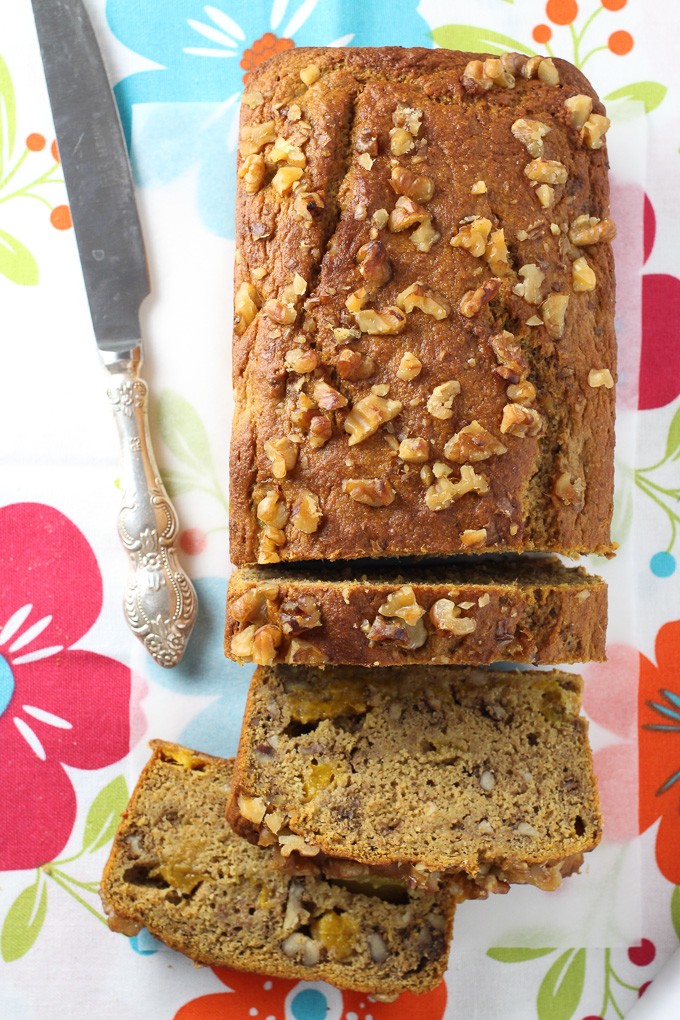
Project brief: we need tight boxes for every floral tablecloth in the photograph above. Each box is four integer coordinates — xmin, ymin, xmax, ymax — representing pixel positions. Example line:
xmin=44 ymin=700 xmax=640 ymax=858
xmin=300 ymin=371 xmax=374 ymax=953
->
xmin=2 ymin=1 xmax=679 ymax=1017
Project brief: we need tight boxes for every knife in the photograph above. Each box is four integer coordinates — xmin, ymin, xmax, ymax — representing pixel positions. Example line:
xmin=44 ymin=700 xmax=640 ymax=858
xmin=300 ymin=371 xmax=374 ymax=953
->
xmin=31 ymin=0 xmax=197 ymax=667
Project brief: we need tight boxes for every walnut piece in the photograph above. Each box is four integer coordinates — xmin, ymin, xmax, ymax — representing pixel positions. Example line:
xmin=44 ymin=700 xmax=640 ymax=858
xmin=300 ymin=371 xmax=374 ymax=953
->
xmin=267 ymin=136 xmax=306 ymax=169
xmin=231 ymin=583 xmax=279 ymax=626
xmin=263 ymin=298 xmax=297 ymax=325
xmin=541 ymin=293 xmax=570 ymax=339
xmin=271 ymin=165 xmax=304 ymax=195
xmin=239 ymin=120 xmax=276 ymax=156
xmin=429 ymin=599 xmax=477 ymax=636
xmin=536 ymin=184 xmax=554 ymax=208
xmin=397 ymin=351 xmax=422 ymax=381
xmin=388 ymin=195 xmax=429 ymax=232
xmin=410 ymin=216 xmax=441 ymax=252
xmin=357 ymin=240 xmax=392 ymax=288
xmin=353 ymin=306 xmax=406 ymax=335
xmin=461 ymin=528 xmax=488 ymax=548
xmin=252 ymin=624 xmax=283 ymax=666
xmin=300 ymin=63 xmax=321 ymax=86
xmin=425 ymin=465 xmax=489 ymax=510
xmin=365 ymin=614 xmax=427 ymax=650
xmin=397 ymin=282 xmax=450 ymax=320
xmin=238 ymin=793 xmax=267 ymax=824
xmin=490 ymin=330 xmax=529 ymax=383
xmin=313 ymin=380 xmax=348 ymax=411
xmin=393 ymin=103 xmax=423 ymax=136
xmin=398 ymin=437 xmax=429 ymax=463
xmin=336 ymin=348 xmax=374 ymax=382
xmin=506 ymin=380 xmax=537 ymax=406
xmin=264 ymin=437 xmax=298 ymax=479
xmin=581 ymin=114 xmax=610 ymax=150
xmin=588 ymin=368 xmax=615 ymax=389
xmin=293 ymin=189 xmax=325 ymax=221
xmin=290 ymin=490 xmax=322 ymax=534
xmin=280 ymin=595 xmax=322 ymax=635
xmin=569 ymin=215 xmax=617 ymax=246
xmin=345 ymin=393 xmax=402 ymax=446
xmin=379 ymin=585 xmax=426 ymax=626
xmin=285 ymin=639 xmax=327 ymax=665
xmin=471 ymin=180 xmax=487 ymax=195
xmin=485 ymin=229 xmax=511 ymax=275
xmin=342 ymin=478 xmax=396 ymax=507
xmin=389 ymin=127 xmax=415 ymax=156
xmin=513 ymin=264 xmax=545 ymax=305
xmin=390 ymin=165 xmax=435 ymax=203
xmin=459 ymin=278 xmax=501 ymax=318
xmin=450 ymin=216 xmax=492 ymax=258
xmin=511 ymin=118 xmax=550 ymax=158
xmin=285 ymin=347 xmax=319 ymax=374
xmin=234 ymin=281 xmax=261 ymax=335
xmin=572 ymin=257 xmax=596 ymax=292
xmin=524 ymin=159 xmax=568 ymax=186
xmin=427 ymin=380 xmax=461 ymax=420
xmin=564 ymin=94 xmax=593 ymax=130
xmin=444 ymin=421 xmax=507 ymax=464
xmin=554 ymin=471 xmax=585 ymax=509
xmin=257 ymin=489 xmax=288 ymax=528
xmin=231 ymin=624 xmax=256 ymax=659
xmin=500 ymin=403 xmax=543 ymax=437
xmin=309 ymin=415 xmax=333 ymax=448
xmin=238 ymin=153 xmax=266 ymax=195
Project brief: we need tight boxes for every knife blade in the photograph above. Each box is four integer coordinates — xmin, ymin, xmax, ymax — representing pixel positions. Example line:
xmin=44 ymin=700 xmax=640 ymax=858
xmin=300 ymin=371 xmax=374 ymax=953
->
xmin=31 ymin=0 xmax=197 ymax=667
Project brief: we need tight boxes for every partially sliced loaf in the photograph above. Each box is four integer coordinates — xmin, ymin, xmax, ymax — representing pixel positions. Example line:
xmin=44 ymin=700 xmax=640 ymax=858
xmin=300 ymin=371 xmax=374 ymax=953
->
xmin=225 ymin=557 xmax=606 ymax=667
xmin=228 ymin=666 xmax=601 ymax=894
xmin=100 ymin=741 xmax=456 ymax=997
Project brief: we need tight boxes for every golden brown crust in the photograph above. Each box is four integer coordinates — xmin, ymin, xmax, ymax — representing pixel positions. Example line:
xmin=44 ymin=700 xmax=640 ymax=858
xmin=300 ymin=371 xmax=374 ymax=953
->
xmin=230 ymin=47 xmax=616 ymax=565
xmin=100 ymin=741 xmax=456 ymax=996
xmin=224 ymin=558 xmax=607 ymax=667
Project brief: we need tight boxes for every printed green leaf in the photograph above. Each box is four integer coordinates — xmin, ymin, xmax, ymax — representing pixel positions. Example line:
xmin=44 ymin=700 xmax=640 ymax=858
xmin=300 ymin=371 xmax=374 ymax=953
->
xmin=611 ymin=473 xmax=633 ymax=546
xmin=0 ymin=52 xmax=17 ymax=163
xmin=1 ymin=879 xmax=47 ymax=962
xmin=430 ymin=26 xmax=536 ymax=57
xmin=671 ymin=886 xmax=680 ymax=941
xmin=488 ymin=947 xmax=556 ymax=963
xmin=157 ymin=390 xmax=214 ymax=474
xmin=0 ymin=228 xmax=39 ymax=286
xmin=161 ymin=468 xmax=202 ymax=499
xmin=537 ymin=949 xmax=586 ymax=1020
xmin=604 ymin=82 xmax=667 ymax=114
xmin=664 ymin=404 xmax=680 ymax=461
xmin=82 ymin=775 xmax=128 ymax=854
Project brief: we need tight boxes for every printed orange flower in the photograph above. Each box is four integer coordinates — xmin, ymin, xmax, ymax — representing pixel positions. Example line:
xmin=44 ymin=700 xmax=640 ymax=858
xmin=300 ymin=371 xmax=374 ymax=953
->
xmin=240 ymin=32 xmax=294 ymax=78
xmin=545 ymin=0 xmax=578 ymax=26
xmin=639 ymin=619 xmax=680 ymax=884
xmin=174 ymin=966 xmax=447 ymax=1020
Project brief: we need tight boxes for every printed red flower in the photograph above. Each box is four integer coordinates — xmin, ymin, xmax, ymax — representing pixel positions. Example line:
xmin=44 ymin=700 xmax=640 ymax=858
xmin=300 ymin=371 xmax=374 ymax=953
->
xmin=0 ymin=503 xmax=136 ymax=871
xmin=639 ymin=619 xmax=680 ymax=884
xmin=175 ymin=966 xmax=447 ymax=1019
xmin=639 ymin=194 xmax=680 ymax=409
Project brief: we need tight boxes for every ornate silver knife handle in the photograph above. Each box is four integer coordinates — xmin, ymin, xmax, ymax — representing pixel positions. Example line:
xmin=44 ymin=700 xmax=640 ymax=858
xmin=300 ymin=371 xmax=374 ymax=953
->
xmin=104 ymin=346 xmax=197 ymax=667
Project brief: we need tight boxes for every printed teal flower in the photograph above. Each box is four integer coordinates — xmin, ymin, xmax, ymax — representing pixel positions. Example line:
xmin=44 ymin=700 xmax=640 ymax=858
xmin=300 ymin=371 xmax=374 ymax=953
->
xmin=105 ymin=0 xmax=431 ymax=235
xmin=145 ymin=576 xmax=252 ymax=758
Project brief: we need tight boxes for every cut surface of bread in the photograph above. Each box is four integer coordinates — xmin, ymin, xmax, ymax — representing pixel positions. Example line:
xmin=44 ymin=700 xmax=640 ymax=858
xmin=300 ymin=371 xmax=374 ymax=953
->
xmin=225 ymin=556 xmax=606 ymax=666
xmin=230 ymin=47 xmax=616 ymax=565
xmin=228 ymin=665 xmax=602 ymax=894
xmin=100 ymin=741 xmax=456 ymax=997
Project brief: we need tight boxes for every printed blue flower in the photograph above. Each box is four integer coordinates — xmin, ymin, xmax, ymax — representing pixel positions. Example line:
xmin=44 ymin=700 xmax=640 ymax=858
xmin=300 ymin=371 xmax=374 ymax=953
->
xmin=105 ymin=0 xmax=432 ymax=236
xmin=145 ymin=576 xmax=253 ymax=757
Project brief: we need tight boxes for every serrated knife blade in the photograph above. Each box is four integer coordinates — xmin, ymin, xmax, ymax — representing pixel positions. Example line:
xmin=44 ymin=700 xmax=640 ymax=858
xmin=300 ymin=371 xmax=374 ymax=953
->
xmin=31 ymin=0 xmax=196 ymax=666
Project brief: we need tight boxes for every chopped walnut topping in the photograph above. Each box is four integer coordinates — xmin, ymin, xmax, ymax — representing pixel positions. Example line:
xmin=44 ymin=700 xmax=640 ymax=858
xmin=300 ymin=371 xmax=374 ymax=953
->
xmin=398 ymin=437 xmax=429 ymax=462
xmin=511 ymin=118 xmax=551 ymax=158
xmin=501 ymin=403 xmax=543 ymax=437
xmin=287 ymin=103 xmax=302 ymax=121
xmin=536 ymin=57 xmax=560 ymax=85
xmin=263 ymin=298 xmax=297 ymax=326
xmin=252 ymin=624 xmax=283 ymax=666
xmin=342 ymin=478 xmax=396 ymax=507
xmin=280 ymin=595 xmax=321 ymax=636
xmin=588 ymin=368 xmax=615 ymax=389
xmin=336 ymin=348 xmax=375 ymax=381
xmin=572 ymin=257 xmax=596 ymax=292
xmin=285 ymin=639 xmax=326 ymax=665
xmin=372 ymin=208 xmax=389 ymax=229
xmin=271 ymin=165 xmax=304 ymax=194
xmin=471 ymin=180 xmax=487 ymax=195
xmin=524 ymin=159 xmax=568 ymax=186
xmin=240 ymin=120 xmax=276 ymax=155
xmin=390 ymin=165 xmax=435 ymax=203
xmin=267 ymin=136 xmax=306 ymax=169
xmin=313 ymin=380 xmax=348 ymax=410
xmin=450 ymin=216 xmax=492 ymax=258
xmin=293 ymin=190 xmax=325 ymax=221
xmin=397 ymin=351 xmax=422 ymax=381
xmin=365 ymin=614 xmax=427 ymax=649
xmin=345 ymin=393 xmax=402 ymax=446
xmin=397 ymin=282 xmax=450 ymax=320
xmin=346 ymin=287 xmax=369 ymax=313
xmin=300 ymin=63 xmax=321 ymax=86
xmin=483 ymin=56 xmax=515 ymax=89
xmin=238 ymin=793 xmax=267 ymax=824
xmin=581 ymin=114 xmax=610 ymax=150
xmin=353 ymin=306 xmax=407 ymax=335
xmin=490 ymin=330 xmax=529 ymax=383
xmin=460 ymin=278 xmax=501 ymax=318
xmin=564 ymin=94 xmax=593 ymax=130
xmin=238 ymin=153 xmax=266 ymax=195
xmin=357 ymin=240 xmax=392 ymax=288
xmin=234 ymin=281 xmax=262 ymax=335
xmin=291 ymin=490 xmax=322 ymax=534
xmin=264 ymin=437 xmax=298 ymax=479
xmin=257 ymin=489 xmax=289 ymax=528
xmin=513 ymin=263 xmax=545 ymax=305
xmin=444 ymin=421 xmax=507 ymax=463
xmin=231 ymin=624 xmax=256 ymax=659
xmin=569 ymin=215 xmax=617 ymax=246
xmin=242 ymin=90 xmax=264 ymax=110
xmin=356 ymin=129 xmax=378 ymax=155
xmin=427 ymin=380 xmax=461 ymax=420
xmin=506 ymin=380 xmax=537 ymax=406
xmin=379 ymin=585 xmax=425 ymax=626
xmin=461 ymin=528 xmax=488 ymax=549
xmin=410 ymin=216 xmax=441 ymax=252
xmin=284 ymin=347 xmax=319 ymax=374
xmin=393 ymin=104 xmax=423 ymax=136
xmin=536 ymin=185 xmax=555 ymax=208
xmin=389 ymin=127 xmax=415 ymax=156
xmin=462 ymin=59 xmax=494 ymax=94
xmin=388 ymin=195 xmax=429 ymax=232
xmin=425 ymin=465 xmax=489 ymax=510
xmin=231 ymin=584 xmax=279 ymax=626
xmin=541 ymin=293 xmax=570 ymax=338
xmin=432 ymin=460 xmax=452 ymax=478
xmin=308 ymin=415 xmax=332 ymax=448
xmin=429 ymin=599 xmax=477 ymax=636
xmin=259 ymin=525 xmax=286 ymax=563
xmin=357 ymin=152 xmax=373 ymax=170
xmin=485 ymin=229 xmax=511 ymax=275
xmin=554 ymin=471 xmax=585 ymax=509
xmin=333 ymin=325 xmax=361 ymax=344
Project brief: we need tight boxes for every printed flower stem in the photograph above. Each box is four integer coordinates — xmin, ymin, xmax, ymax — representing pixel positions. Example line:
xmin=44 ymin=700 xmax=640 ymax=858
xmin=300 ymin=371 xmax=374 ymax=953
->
xmin=580 ymin=44 xmax=608 ymax=67
xmin=0 ymin=162 xmax=62 ymax=205
xmin=575 ymin=5 xmax=604 ymax=50
xmin=0 ymin=148 xmax=28 ymax=192
xmin=41 ymin=865 xmax=106 ymax=925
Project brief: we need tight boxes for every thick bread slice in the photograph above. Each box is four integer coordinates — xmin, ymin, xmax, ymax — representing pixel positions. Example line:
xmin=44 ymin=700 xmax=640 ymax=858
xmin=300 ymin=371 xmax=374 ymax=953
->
xmin=100 ymin=741 xmax=456 ymax=997
xmin=225 ymin=557 xmax=606 ymax=667
xmin=228 ymin=666 xmax=602 ymax=894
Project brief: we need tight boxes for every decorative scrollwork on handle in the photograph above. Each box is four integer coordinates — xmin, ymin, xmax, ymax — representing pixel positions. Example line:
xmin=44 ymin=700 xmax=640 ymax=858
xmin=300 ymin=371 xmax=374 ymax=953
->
xmin=105 ymin=346 xmax=197 ymax=667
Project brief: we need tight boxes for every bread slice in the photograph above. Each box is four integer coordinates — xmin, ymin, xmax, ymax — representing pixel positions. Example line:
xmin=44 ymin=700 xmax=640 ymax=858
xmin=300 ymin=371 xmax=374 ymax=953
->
xmin=228 ymin=666 xmax=601 ymax=895
xmin=100 ymin=741 xmax=456 ymax=997
xmin=230 ymin=47 xmax=616 ymax=565
xmin=225 ymin=556 xmax=606 ymax=667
